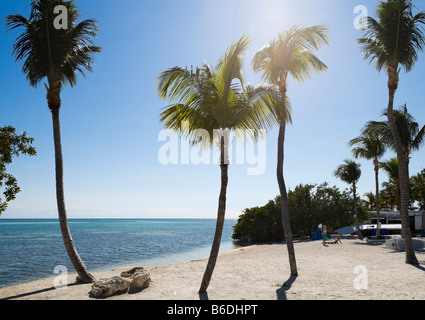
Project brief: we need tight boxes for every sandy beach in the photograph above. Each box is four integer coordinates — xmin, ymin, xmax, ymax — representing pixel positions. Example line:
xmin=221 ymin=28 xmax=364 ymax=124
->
xmin=1 ymin=238 xmax=424 ymax=300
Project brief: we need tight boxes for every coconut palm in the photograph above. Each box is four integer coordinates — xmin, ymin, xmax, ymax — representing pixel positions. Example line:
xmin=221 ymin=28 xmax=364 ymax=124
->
xmin=364 ymin=104 xmax=425 ymax=177
xmin=363 ymin=191 xmax=376 ymax=211
xmin=380 ymin=158 xmax=401 ymax=209
xmin=411 ymin=169 xmax=425 ymax=210
xmin=349 ymin=133 xmax=385 ymax=237
xmin=5 ymin=0 xmax=102 ymax=282
xmin=252 ymin=25 xmax=329 ymax=276
xmin=334 ymin=160 xmax=363 ymax=239
xmin=157 ymin=34 xmax=278 ymax=293
xmin=381 ymin=181 xmax=397 ymax=210
xmin=358 ymin=0 xmax=425 ymax=264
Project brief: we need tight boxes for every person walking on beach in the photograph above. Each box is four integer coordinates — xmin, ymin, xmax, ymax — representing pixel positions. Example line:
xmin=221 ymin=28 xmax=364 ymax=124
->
xmin=322 ymin=225 xmax=328 ymax=246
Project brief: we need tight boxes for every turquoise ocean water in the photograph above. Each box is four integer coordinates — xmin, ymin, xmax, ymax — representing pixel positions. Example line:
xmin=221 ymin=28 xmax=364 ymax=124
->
xmin=0 ymin=219 xmax=237 ymax=288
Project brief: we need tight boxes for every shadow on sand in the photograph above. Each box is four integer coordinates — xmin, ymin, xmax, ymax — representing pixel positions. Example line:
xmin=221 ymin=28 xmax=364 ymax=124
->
xmin=352 ymin=239 xmax=425 ymax=272
xmin=276 ymin=275 xmax=297 ymax=300
xmin=1 ymin=283 xmax=82 ymax=300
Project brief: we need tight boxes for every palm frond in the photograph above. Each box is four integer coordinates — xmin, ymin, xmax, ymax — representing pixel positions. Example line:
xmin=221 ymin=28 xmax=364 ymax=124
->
xmin=412 ymin=124 xmax=425 ymax=151
xmin=349 ymin=133 xmax=386 ymax=161
xmin=334 ymin=160 xmax=361 ymax=185
xmin=157 ymin=34 xmax=279 ymax=150
xmin=252 ymin=24 xmax=329 ymax=86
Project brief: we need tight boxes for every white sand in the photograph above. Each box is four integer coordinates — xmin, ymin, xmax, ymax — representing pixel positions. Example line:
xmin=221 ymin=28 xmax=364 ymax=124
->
xmin=1 ymin=238 xmax=424 ymax=300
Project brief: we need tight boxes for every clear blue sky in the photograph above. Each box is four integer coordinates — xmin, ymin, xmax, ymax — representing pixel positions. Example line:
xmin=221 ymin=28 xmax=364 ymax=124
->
xmin=1 ymin=0 xmax=424 ymax=219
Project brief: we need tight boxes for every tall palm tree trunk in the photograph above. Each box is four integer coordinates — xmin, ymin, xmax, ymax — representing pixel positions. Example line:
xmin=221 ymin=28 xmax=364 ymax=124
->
xmin=374 ymin=160 xmax=381 ymax=238
xmin=277 ymin=119 xmax=298 ymax=276
xmin=51 ymin=106 xmax=95 ymax=283
xmin=387 ymin=76 xmax=418 ymax=265
xmin=353 ymin=184 xmax=363 ymax=240
xmin=199 ymin=135 xmax=229 ymax=293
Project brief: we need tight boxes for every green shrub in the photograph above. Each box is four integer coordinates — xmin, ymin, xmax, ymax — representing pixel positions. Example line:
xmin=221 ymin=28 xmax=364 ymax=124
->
xmin=232 ymin=198 xmax=283 ymax=242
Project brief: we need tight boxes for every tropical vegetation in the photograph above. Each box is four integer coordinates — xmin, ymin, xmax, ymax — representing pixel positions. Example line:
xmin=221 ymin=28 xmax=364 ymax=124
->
xmin=411 ymin=169 xmax=425 ymax=210
xmin=334 ymin=160 xmax=363 ymax=239
xmin=0 ymin=126 xmax=36 ymax=215
xmin=349 ymin=133 xmax=385 ymax=237
xmin=3 ymin=0 xmax=425 ymax=295
xmin=232 ymin=182 xmax=367 ymax=242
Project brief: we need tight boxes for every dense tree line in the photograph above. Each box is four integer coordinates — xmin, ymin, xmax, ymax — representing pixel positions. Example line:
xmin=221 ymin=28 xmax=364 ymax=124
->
xmin=232 ymin=183 xmax=368 ymax=242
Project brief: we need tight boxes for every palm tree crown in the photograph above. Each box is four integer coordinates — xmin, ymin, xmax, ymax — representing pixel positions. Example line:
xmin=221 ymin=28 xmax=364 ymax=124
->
xmin=364 ymin=104 xmax=425 ymax=164
xmin=334 ymin=160 xmax=361 ymax=187
xmin=334 ymin=159 xmax=362 ymax=239
xmin=5 ymin=0 xmax=102 ymax=107
xmin=358 ymin=0 xmax=425 ymax=75
xmin=380 ymin=158 xmax=401 ymax=209
xmin=349 ymin=133 xmax=386 ymax=162
xmin=157 ymin=34 xmax=279 ymax=147
xmin=252 ymin=24 xmax=329 ymax=98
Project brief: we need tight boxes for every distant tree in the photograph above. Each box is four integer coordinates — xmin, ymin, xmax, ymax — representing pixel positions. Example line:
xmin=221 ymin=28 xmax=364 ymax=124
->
xmin=366 ymin=104 xmax=425 ymax=211
xmin=232 ymin=183 xmax=359 ymax=242
xmin=380 ymin=158 xmax=401 ymax=210
xmin=0 ymin=126 xmax=36 ymax=215
xmin=363 ymin=191 xmax=376 ymax=211
xmin=411 ymin=169 xmax=425 ymax=210
xmin=381 ymin=180 xmax=397 ymax=211
xmin=232 ymin=197 xmax=283 ymax=242
xmin=334 ymin=160 xmax=363 ymax=239
xmin=349 ymin=133 xmax=385 ymax=237
xmin=289 ymin=182 xmax=361 ymax=237
xmin=364 ymin=104 xmax=425 ymax=178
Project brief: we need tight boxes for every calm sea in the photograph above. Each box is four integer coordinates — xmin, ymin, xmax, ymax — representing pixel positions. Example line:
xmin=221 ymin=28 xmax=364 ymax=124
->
xmin=0 ymin=219 xmax=237 ymax=288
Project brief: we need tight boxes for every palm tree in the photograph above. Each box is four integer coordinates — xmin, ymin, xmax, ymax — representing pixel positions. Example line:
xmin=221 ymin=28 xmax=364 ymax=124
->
xmin=380 ymin=158 xmax=401 ymax=209
xmin=5 ymin=0 xmax=102 ymax=282
xmin=349 ymin=133 xmax=385 ymax=237
xmin=381 ymin=181 xmax=397 ymax=210
xmin=252 ymin=25 xmax=329 ymax=276
xmin=363 ymin=191 xmax=376 ymax=211
xmin=157 ymin=34 xmax=278 ymax=293
xmin=358 ymin=0 xmax=425 ymax=264
xmin=365 ymin=104 xmax=425 ymax=177
xmin=411 ymin=169 xmax=425 ymax=210
xmin=334 ymin=160 xmax=363 ymax=239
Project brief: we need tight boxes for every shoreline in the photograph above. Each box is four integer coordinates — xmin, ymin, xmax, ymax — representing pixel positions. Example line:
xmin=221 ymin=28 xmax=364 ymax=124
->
xmin=0 ymin=218 xmax=237 ymax=289
xmin=1 ymin=238 xmax=425 ymax=300
xmin=0 ymin=240 xmax=238 ymax=290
